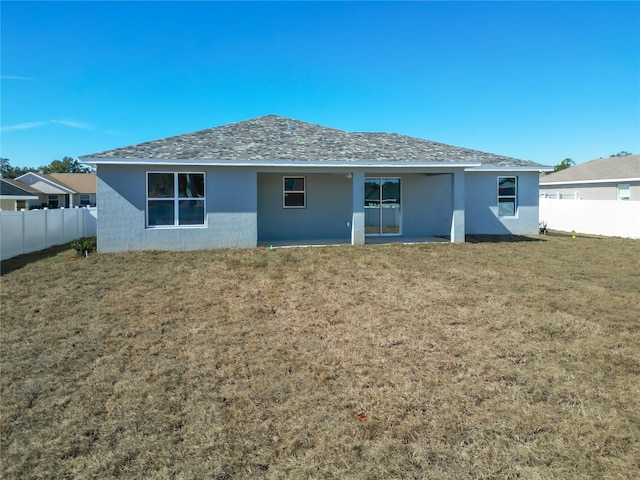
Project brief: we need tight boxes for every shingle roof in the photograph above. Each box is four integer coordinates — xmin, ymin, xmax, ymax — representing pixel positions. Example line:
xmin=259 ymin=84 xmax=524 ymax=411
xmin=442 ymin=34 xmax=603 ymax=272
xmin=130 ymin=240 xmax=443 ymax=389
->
xmin=0 ymin=178 xmax=39 ymax=196
xmin=83 ymin=115 xmax=546 ymax=168
xmin=40 ymin=173 xmax=96 ymax=193
xmin=540 ymin=156 xmax=640 ymax=184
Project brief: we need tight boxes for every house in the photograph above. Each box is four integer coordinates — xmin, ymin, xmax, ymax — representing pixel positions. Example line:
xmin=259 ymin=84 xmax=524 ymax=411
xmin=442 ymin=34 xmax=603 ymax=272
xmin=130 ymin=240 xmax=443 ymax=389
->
xmin=80 ymin=115 xmax=551 ymax=252
xmin=539 ymin=155 xmax=640 ymax=201
xmin=0 ymin=179 xmax=39 ymax=211
xmin=13 ymin=173 xmax=97 ymax=209
xmin=538 ymin=156 xmax=640 ymax=239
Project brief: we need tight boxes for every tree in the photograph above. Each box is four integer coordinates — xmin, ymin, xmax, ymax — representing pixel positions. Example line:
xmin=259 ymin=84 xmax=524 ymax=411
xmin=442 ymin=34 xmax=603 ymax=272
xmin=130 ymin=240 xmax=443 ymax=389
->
xmin=0 ymin=158 xmax=38 ymax=179
xmin=1 ymin=157 xmax=93 ymax=178
xmin=610 ymin=151 xmax=634 ymax=157
xmin=0 ymin=158 xmax=9 ymax=178
xmin=553 ymin=158 xmax=575 ymax=172
xmin=39 ymin=156 xmax=91 ymax=174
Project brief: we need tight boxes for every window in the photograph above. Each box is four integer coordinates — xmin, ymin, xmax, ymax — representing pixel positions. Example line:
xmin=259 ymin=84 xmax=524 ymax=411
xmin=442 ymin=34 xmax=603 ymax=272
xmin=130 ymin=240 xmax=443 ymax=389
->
xmin=79 ymin=194 xmax=91 ymax=206
xmin=283 ymin=176 xmax=305 ymax=208
xmin=498 ymin=177 xmax=517 ymax=217
xmin=48 ymin=194 xmax=59 ymax=209
xmin=147 ymin=172 xmax=205 ymax=227
xmin=617 ymin=184 xmax=630 ymax=201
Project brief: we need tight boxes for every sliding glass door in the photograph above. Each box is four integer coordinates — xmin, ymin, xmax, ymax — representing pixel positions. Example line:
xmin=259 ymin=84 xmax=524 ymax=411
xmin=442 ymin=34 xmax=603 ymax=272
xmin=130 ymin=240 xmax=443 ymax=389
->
xmin=365 ymin=178 xmax=401 ymax=235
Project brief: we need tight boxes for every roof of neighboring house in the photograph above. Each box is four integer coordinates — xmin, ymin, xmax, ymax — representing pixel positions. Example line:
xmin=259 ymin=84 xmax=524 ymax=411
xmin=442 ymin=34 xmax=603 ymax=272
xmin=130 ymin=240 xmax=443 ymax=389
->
xmin=0 ymin=178 xmax=40 ymax=197
xmin=14 ymin=172 xmax=96 ymax=194
xmin=40 ymin=173 xmax=96 ymax=193
xmin=82 ymin=115 xmax=548 ymax=169
xmin=540 ymin=155 xmax=640 ymax=185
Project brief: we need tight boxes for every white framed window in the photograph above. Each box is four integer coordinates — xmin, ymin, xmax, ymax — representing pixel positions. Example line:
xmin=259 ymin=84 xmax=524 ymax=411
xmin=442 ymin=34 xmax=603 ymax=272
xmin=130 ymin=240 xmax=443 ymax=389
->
xmin=498 ymin=176 xmax=517 ymax=217
xmin=79 ymin=194 xmax=91 ymax=206
xmin=617 ymin=184 xmax=630 ymax=201
xmin=283 ymin=176 xmax=306 ymax=208
xmin=147 ymin=172 xmax=205 ymax=227
xmin=48 ymin=194 xmax=59 ymax=209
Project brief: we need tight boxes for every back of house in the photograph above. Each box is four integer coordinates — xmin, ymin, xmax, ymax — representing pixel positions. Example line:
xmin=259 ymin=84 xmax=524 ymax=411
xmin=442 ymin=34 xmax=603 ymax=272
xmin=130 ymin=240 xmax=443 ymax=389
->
xmin=81 ymin=115 xmax=551 ymax=252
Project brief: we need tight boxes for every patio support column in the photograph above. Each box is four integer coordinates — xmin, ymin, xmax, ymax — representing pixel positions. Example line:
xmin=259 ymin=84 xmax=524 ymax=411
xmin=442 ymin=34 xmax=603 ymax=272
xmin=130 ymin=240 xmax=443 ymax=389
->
xmin=451 ymin=169 xmax=466 ymax=243
xmin=351 ymin=171 xmax=365 ymax=245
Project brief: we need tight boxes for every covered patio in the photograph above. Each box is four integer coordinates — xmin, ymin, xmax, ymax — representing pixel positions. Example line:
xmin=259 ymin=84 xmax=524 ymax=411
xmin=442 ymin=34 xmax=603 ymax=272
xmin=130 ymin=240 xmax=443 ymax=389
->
xmin=257 ymin=235 xmax=449 ymax=248
xmin=257 ymin=169 xmax=467 ymax=247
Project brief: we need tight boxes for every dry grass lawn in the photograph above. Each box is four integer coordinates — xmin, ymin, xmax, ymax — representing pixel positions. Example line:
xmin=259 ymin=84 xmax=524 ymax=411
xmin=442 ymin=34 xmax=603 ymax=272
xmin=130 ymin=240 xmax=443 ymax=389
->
xmin=1 ymin=235 xmax=639 ymax=479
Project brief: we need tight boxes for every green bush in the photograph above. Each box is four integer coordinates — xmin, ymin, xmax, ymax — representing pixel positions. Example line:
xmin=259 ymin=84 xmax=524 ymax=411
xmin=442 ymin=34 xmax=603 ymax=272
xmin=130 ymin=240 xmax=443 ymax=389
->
xmin=71 ymin=236 xmax=97 ymax=256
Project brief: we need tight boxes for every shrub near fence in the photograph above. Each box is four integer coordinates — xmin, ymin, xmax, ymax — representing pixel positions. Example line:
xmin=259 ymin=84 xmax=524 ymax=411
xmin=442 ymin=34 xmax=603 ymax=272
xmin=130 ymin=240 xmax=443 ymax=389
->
xmin=0 ymin=207 xmax=97 ymax=260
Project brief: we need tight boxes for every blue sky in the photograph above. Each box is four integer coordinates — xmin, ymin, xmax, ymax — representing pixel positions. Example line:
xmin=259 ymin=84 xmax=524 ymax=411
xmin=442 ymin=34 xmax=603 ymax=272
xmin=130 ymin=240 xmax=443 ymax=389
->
xmin=1 ymin=1 xmax=639 ymax=168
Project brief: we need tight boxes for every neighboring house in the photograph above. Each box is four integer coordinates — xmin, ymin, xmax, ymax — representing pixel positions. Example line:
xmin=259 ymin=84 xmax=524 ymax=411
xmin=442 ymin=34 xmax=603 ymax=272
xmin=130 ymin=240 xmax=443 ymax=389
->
xmin=13 ymin=172 xmax=97 ymax=209
xmin=539 ymin=155 xmax=640 ymax=201
xmin=539 ymin=156 xmax=640 ymax=239
xmin=80 ymin=115 xmax=551 ymax=252
xmin=0 ymin=179 xmax=39 ymax=211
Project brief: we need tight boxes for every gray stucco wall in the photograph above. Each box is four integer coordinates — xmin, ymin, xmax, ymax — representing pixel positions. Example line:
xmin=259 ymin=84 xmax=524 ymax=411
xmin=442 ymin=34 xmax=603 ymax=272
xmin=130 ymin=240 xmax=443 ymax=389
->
xmin=97 ymin=165 xmax=257 ymax=252
xmin=465 ymin=171 xmax=540 ymax=235
xmin=257 ymin=172 xmax=455 ymax=241
xmin=539 ymin=181 xmax=640 ymax=201
xmin=257 ymin=173 xmax=352 ymax=241
xmin=400 ymin=173 xmax=453 ymax=237
xmin=97 ymin=165 xmax=542 ymax=252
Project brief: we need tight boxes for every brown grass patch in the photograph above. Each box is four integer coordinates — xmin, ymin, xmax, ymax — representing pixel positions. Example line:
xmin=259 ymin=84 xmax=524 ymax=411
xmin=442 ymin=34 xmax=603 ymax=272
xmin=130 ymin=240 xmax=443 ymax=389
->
xmin=2 ymin=236 xmax=639 ymax=478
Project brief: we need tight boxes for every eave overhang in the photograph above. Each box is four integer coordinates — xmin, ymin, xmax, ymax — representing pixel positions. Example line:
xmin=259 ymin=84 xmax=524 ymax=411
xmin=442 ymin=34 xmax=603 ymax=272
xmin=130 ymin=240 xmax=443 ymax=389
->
xmin=80 ymin=157 xmax=483 ymax=169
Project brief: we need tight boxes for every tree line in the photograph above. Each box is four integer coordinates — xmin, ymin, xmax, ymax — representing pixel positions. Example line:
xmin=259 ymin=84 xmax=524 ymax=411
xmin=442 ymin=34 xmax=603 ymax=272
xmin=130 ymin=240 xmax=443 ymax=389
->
xmin=0 ymin=157 xmax=92 ymax=179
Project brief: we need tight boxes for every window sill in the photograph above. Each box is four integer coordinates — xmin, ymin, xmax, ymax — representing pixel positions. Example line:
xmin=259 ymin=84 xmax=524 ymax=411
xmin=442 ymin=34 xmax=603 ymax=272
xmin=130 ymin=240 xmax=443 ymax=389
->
xmin=146 ymin=224 xmax=208 ymax=229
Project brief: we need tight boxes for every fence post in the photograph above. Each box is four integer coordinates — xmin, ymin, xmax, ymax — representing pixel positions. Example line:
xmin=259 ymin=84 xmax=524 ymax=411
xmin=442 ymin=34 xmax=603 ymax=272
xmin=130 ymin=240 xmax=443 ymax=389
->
xmin=61 ymin=207 xmax=65 ymax=242
xmin=21 ymin=209 xmax=26 ymax=256
xmin=75 ymin=206 xmax=80 ymax=239
xmin=43 ymin=208 xmax=49 ymax=249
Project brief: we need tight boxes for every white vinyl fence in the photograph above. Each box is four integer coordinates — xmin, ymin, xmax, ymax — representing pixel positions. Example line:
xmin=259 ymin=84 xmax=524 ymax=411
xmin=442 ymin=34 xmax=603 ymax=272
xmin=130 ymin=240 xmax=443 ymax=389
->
xmin=0 ymin=207 xmax=97 ymax=260
xmin=539 ymin=198 xmax=640 ymax=239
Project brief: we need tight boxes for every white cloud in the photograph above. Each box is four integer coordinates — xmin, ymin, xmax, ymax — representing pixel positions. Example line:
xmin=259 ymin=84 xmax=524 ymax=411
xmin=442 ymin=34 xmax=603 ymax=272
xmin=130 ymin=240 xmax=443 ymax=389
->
xmin=0 ymin=121 xmax=48 ymax=132
xmin=51 ymin=119 xmax=124 ymax=136
xmin=0 ymin=75 xmax=34 ymax=80
xmin=51 ymin=119 xmax=93 ymax=130
xmin=1 ymin=118 xmax=123 ymax=135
